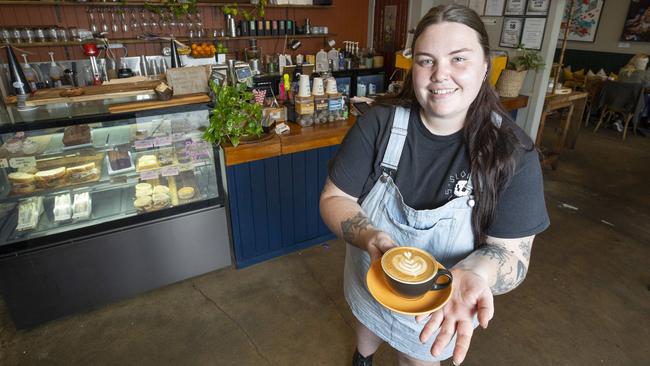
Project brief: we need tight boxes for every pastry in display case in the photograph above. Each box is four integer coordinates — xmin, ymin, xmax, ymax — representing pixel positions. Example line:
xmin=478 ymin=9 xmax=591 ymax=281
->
xmin=0 ymin=106 xmax=223 ymax=250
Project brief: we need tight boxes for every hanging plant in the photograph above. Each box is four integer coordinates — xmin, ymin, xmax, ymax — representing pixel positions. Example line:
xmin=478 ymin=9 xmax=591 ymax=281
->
xmin=222 ymin=1 xmax=267 ymax=21
xmin=145 ymin=0 xmax=198 ymax=20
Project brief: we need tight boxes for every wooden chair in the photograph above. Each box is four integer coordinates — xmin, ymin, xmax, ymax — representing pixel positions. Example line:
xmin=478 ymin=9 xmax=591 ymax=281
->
xmin=593 ymin=81 xmax=645 ymax=140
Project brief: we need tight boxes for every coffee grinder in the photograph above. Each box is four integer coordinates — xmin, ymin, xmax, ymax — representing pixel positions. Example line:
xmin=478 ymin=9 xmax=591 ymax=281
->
xmin=83 ymin=43 xmax=103 ymax=86
xmin=245 ymin=38 xmax=262 ymax=75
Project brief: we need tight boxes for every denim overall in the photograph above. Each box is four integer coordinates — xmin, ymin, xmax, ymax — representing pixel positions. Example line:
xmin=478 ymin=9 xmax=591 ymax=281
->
xmin=343 ymin=107 xmax=478 ymax=362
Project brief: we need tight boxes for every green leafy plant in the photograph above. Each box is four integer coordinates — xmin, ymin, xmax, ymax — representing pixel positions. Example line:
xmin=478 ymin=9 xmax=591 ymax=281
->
xmin=145 ymin=0 xmax=198 ymax=20
xmin=508 ymin=45 xmax=545 ymax=72
xmin=222 ymin=1 xmax=267 ymax=21
xmin=204 ymin=80 xmax=263 ymax=147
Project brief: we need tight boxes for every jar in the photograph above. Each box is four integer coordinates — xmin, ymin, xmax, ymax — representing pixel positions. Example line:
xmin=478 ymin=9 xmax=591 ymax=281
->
xmin=295 ymin=95 xmax=315 ymax=127
xmin=313 ymin=94 xmax=329 ymax=124
xmin=20 ymin=28 xmax=35 ymax=43
xmin=11 ymin=28 xmax=22 ymax=43
xmin=0 ymin=28 xmax=11 ymax=43
xmin=57 ymin=28 xmax=69 ymax=42
xmin=48 ymin=27 xmax=58 ymax=42
xmin=34 ymin=28 xmax=46 ymax=42
xmin=327 ymin=92 xmax=345 ymax=122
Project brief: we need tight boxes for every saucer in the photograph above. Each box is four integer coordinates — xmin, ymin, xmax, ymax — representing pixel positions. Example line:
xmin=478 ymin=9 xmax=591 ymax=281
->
xmin=366 ymin=260 xmax=453 ymax=316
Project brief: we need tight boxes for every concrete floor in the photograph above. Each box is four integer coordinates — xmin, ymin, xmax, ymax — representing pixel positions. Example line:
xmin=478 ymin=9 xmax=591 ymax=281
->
xmin=1 ymin=124 xmax=649 ymax=365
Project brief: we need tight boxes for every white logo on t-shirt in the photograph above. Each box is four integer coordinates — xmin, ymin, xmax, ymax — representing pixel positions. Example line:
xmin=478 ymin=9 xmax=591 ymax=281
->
xmin=453 ymin=180 xmax=470 ymax=197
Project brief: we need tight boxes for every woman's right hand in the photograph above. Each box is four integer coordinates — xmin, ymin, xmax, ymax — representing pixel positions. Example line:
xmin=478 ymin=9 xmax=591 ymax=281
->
xmin=364 ymin=230 xmax=397 ymax=262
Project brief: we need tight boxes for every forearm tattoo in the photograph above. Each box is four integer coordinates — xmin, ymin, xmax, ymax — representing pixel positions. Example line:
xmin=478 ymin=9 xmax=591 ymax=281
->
xmin=341 ymin=212 xmax=371 ymax=243
xmin=460 ymin=239 xmax=533 ymax=295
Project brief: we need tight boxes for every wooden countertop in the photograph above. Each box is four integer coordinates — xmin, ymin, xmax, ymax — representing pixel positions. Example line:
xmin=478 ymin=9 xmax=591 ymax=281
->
xmin=223 ymin=95 xmax=529 ymax=166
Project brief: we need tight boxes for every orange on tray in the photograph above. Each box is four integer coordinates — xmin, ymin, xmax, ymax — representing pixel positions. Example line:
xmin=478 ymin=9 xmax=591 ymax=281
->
xmin=191 ymin=42 xmax=216 ymax=58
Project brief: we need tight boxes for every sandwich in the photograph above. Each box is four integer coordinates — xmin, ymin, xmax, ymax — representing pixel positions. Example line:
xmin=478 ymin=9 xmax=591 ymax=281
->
xmin=152 ymin=192 xmax=170 ymax=210
xmin=9 ymin=172 xmax=36 ymax=194
xmin=67 ymin=162 xmax=98 ymax=184
xmin=34 ymin=167 xmax=67 ymax=189
xmin=152 ymin=185 xmax=170 ymax=195
xmin=134 ymin=196 xmax=153 ymax=212
xmin=137 ymin=155 xmax=159 ymax=171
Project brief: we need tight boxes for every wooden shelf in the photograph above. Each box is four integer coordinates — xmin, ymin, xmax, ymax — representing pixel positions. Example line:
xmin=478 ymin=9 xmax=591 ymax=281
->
xmin=0 ymin=1 xmax=333 ymax=8
xmin=0 ymin=34 xmax=336 ymax=48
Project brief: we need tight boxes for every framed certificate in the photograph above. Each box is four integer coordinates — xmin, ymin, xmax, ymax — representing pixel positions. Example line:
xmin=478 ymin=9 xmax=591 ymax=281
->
xmin=499 ymin=17 xmax=524 ymax=48
xmin=468 ymin=0 xmax=487 ymax=15
xmin=521 ymin=17 xmax=547 ymax=49
xmin=504 ymin=0 xmax=527 ymax=15
xmin=485 ymin=0 xmax=506 ymax=16
xmin=526 ymin=0 xmax=550 ymax=16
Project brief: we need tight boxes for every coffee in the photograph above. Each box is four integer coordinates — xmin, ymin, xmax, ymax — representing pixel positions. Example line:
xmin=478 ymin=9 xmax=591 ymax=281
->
xmin=382 ymin=247 xmax=436 ymax=283
xmin=381 ymin=246 xmax=452 ymax=300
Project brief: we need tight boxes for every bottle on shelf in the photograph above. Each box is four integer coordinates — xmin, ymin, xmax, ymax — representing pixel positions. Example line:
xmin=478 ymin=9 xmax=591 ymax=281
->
xmin=48 ymin=52 xmax=63 ymax=88
xmin=327 ymin=48 xmax=339 ymax=72
xmin=21 ymin=54 xmax=39 ymax=91
xmin=315 ymin=49 xmax=328 ymax=72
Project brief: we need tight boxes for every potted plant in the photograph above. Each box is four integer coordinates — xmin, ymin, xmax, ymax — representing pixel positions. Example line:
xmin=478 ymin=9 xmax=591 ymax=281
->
xmin=496 ymin=46 xmax=545 ymax=98
xmin=203 ymin=80 xmax=263 ymax=148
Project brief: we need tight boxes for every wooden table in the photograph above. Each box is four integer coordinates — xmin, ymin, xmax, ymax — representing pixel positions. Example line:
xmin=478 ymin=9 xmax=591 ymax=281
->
xmin=535 ymin=91 xmax=588 ymax=169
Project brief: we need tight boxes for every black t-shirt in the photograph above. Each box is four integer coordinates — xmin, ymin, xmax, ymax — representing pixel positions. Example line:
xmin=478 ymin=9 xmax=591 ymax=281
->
xmin=328 ymin=104 xmax=550 ymax=238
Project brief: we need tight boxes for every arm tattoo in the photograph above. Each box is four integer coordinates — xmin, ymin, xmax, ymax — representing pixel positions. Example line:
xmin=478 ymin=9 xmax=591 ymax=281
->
xmin=341 ymin=212 xmax=371 ymax=243
xmin=519 ymin=239 xmax=532 ymax=262
xmin=476 ymin=243 xmax=512 ymax=265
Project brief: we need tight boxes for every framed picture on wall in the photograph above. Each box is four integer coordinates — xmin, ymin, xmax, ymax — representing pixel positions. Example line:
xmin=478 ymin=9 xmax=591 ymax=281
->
xmin=526 ymin=0 xmax=550 ymax=16
xmin=500 ymin=17 xmax=524 ymax=47
xmin=521 ymin=17 xmax=547 ymax=49
xmin=485 ymin=0 xmax=506 ymax=16
xmin=504 ymin=0 xmax=527 ymax=16
xmin=559 ymin=0 xmax=605 ymax=42
xmin=620 ymin=0 xmax=650 ymax=42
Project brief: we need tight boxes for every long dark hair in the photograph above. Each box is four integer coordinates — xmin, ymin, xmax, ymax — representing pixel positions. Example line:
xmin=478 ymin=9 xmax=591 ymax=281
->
xmin=382 ymin=5 xmax=520 ymax=246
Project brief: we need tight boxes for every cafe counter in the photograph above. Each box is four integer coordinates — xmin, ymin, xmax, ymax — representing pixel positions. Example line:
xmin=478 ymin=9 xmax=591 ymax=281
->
xmin=223 ymin=95 xmax=528 ymax=268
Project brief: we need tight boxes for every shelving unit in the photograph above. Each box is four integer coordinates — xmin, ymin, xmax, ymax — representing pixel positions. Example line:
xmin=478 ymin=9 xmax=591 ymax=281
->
xmin=0 ymin=33 xmax=336 ymax=47
xmin=0 ymin=1 xmax=332 ymax=8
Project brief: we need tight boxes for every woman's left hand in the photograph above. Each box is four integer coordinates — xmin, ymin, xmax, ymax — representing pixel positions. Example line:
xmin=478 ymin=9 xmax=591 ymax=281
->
xmin=415 ymin=268 xmax=494 ymax=365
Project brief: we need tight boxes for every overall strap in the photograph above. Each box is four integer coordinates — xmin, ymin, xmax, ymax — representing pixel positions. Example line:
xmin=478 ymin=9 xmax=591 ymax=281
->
xmin=380 ymin=106 xmax=410 ymax=176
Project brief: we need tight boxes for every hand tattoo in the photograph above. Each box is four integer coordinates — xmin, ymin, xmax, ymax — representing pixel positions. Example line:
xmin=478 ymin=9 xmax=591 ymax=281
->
xmin=341 ymin=212 xmax=371 ymax=243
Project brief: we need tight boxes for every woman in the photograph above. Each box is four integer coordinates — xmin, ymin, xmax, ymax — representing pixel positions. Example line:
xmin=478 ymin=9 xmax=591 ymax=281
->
xmin=320 ymin=5 xmax=549 ymax=366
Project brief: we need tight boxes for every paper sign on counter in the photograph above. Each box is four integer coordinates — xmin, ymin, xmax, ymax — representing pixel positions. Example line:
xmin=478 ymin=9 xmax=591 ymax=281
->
xmin=161 ymin=166 xmax=180 ymax=177
xmin=140 ymin=170 xmax=159 ymax=180
xmin=9 ymin=156 xmax=36 ymax=169
xmin=135 ymin=139 xmax=155 ymax=150
xmin=155 ymin=136 xmax=172 ymax=147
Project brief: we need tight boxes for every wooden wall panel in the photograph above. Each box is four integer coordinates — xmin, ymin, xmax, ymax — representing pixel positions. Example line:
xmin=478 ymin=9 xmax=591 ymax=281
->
xmin=1 ymin=1 xmax=370 ymax=62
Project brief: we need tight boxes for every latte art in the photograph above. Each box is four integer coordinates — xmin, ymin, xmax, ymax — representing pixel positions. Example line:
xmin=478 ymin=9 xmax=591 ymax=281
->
xmin=382 ymin=247 xmax=437 ymax=283
xmin=392 ymin=251 xmax=428 ymax=277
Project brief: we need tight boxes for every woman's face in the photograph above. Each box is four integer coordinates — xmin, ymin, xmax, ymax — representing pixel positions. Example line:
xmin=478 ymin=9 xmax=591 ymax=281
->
xmin=412 ymin=22 xmax=488 ymax=127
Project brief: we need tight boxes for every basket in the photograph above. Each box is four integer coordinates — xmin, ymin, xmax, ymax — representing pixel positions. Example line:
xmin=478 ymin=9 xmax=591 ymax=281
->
xmin=496 ymin=69 xmax=527 ymax=98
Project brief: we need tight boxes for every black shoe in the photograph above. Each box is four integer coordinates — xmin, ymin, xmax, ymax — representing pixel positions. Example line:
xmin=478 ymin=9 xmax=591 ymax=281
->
xmin=352 ymin=349 xmax=373 ymax=366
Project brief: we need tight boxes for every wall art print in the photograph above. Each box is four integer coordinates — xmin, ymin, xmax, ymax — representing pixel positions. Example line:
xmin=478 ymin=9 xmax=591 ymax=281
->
xmin=620 ymin=0 xmax=650 ymax=42
xmin=559 ymin=0 xmax=605 ymax=42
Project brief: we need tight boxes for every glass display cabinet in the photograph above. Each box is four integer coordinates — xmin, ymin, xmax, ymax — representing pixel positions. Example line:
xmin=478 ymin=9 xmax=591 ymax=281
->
xmin=0 ymin=101 xmax=232 ymax=328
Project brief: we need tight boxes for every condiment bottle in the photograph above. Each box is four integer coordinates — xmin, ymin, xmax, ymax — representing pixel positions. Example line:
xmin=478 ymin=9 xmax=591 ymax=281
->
xmin=48 ymin=52 xmax=63 ymax=88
